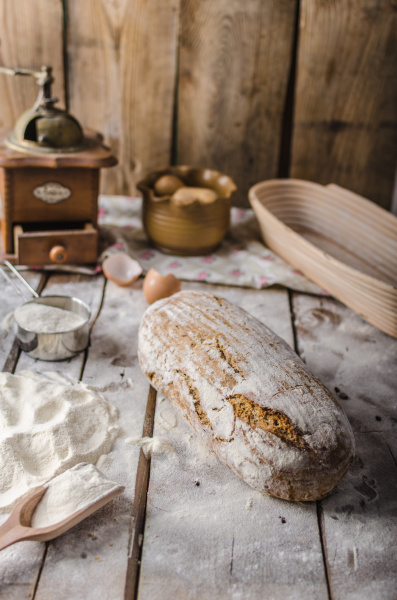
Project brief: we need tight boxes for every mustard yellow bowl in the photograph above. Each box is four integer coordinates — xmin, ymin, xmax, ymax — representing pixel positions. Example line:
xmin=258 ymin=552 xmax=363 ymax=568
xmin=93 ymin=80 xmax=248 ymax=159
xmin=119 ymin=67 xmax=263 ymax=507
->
xmin=137 ymin=166 xmax=237 ymax=256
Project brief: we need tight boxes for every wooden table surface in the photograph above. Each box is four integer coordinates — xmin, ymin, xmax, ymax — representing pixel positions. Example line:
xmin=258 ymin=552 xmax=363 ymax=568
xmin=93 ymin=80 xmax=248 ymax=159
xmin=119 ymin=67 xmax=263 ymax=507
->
xmin=0 ymin=271 xmax=396 ymax=600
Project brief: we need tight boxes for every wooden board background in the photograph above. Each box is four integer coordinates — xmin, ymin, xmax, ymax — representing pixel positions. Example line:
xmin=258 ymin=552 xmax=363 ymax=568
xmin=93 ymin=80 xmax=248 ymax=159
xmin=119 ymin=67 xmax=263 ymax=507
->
xmin=290 ymin=0 xmax=397 ymax=211
xmin=2 ymin=274 xmax=395 ymax=600
xmin=0 ymin=0 xmax=396 ymax=208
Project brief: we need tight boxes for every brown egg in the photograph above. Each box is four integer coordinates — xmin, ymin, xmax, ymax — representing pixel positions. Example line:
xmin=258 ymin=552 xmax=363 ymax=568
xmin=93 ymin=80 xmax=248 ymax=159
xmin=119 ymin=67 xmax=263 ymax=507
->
xmin=143 ymin=269 xmax=181 ymax=304
xmin=102 ymin=253 xmax=142 ymax=286
xmin=171 ymin=186 xmax=218 ymax=206
xmin=154 ymin=175 xmax=185 ymax=197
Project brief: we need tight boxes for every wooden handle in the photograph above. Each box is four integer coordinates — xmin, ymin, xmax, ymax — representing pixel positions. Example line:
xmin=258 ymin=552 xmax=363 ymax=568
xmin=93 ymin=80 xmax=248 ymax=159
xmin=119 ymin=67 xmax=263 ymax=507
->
xmin=0 ymin=486 xmax=47 ymax=551
xmin=49 ymin=245 xmax=68 ymax=264
xmin=0 ymin=519 xmax=27 ymax=552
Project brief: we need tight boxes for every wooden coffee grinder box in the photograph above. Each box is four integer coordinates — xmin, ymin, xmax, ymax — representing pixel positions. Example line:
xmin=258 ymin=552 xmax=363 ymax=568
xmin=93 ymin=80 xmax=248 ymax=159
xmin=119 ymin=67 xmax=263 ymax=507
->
xmin=0 ymin=65 xmax=117 ymax=266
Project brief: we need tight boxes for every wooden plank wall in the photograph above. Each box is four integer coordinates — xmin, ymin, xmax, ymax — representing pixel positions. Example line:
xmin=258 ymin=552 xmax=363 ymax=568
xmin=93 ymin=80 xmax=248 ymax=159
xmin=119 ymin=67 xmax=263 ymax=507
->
xmin=65 ymin=0 xmax=180 ymax=196
xmin=291 ymin=0 xmax=397 ymax=211
xmin=0 ymin=0 xmax=395 ymax=209
xmin=0 ymin=0 xmax=65 ymax=119
xmin=177 ymin=0 xmax=297 ymax=206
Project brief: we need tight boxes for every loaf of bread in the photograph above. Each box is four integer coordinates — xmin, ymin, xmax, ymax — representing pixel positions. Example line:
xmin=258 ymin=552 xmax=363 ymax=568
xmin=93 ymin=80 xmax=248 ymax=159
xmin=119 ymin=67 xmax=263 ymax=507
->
xmin=138 ymin=291 xmax=355 ymax=501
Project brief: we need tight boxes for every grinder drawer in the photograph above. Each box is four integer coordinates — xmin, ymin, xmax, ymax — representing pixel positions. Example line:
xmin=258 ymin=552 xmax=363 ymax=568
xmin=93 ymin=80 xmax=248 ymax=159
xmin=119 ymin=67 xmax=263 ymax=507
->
xmin=13 ymin=223 xmax=98 ymax=265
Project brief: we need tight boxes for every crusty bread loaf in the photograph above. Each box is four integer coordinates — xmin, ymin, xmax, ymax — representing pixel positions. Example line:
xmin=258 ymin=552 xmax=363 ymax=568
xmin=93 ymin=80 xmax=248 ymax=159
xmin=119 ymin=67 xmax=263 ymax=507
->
xmin=138 ymin=291 xmax=355 ymax=501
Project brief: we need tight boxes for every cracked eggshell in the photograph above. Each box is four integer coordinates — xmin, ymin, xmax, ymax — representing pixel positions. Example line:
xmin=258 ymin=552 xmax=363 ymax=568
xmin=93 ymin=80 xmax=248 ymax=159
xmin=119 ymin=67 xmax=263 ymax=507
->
xmin=102 ymin=253 xmax=143 ymax=286
xmin=143 ymin=269 xmax=181 ymax=304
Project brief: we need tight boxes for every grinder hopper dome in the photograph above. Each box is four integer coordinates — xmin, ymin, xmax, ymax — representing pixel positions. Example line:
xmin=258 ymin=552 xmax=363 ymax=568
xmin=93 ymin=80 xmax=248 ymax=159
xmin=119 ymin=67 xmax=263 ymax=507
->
xmin=0 ymin=65 xmax=85 ymax=153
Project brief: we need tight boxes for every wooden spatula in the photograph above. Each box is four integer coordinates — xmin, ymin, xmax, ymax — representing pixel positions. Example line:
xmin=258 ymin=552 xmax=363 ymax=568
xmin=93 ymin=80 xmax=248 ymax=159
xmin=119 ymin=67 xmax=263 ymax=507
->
xmin=0 ymin=481 xmax=124 ymax=551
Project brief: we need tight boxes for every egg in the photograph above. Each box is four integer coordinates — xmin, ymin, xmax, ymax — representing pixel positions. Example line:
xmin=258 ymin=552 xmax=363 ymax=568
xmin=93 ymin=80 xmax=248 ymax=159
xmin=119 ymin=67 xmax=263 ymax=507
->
xmin=143 ymin=269 xmax=181 ymax=304
xmin=102 ymin=253 xmax=142 ymax=286
xmin=154 ymin=174 xmax=185 ymax=197
xmin=171 ymin=186 xmax=218 ymax=206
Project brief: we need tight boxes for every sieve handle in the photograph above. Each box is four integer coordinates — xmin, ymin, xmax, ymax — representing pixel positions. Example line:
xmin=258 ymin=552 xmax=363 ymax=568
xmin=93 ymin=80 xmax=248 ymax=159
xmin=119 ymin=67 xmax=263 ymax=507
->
xmin=0 ymin=261 xmax=40 ymax=300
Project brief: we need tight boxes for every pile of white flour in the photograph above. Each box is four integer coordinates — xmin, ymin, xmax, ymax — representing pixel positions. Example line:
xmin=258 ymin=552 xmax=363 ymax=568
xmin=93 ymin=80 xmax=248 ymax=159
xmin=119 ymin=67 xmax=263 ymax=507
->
xmin=31 ymin=462 xmax=123 ymax=528
xmin=14 ymin=303 xmax=86 ymax=333
xmin=0 ymin=371 xmax=120 ymax=512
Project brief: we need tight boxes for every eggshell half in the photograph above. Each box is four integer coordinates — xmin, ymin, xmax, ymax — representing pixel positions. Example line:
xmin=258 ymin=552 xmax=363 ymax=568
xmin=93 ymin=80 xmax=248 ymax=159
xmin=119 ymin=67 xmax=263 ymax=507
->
xmin=102 ymin=253 xmax=143 ymax=286
xmin=143 ymin=269 xmax=181 ymax=304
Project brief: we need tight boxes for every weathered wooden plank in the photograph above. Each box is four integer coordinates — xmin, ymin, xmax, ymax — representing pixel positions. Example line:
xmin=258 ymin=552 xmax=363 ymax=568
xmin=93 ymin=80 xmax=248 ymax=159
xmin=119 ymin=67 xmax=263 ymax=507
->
xmin=322 ymin=432 xmax=397 ymax=600
xmin=0 ymin=273 xmax=105 ymax=600
xmin=138 ymin=282 xmax=329 ymax=600
xmin=0 ymin=0 xmax=65 ymax=129
xmin=177 ymin=0 xmax=297 ymax=207
xmin=292 ymin=293 xmax=397 ymax=599
xmin=0 ymin=270 xmax=41 ymax=371
xmin=291 ymin=0 xmax=397 ymax=210
xmin=124 ymin=385 xmax=156 ymax=600
xmin=34 ymin=279 xmax=152 ymax=600
xmin=65 ymin=0 xmax=180 ymax=195
xmin=1 ymin=272 xmax=48 ymax=374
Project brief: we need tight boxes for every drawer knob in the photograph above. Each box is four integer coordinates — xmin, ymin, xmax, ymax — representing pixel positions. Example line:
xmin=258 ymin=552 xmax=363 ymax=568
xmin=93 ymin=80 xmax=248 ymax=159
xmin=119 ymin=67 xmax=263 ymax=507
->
xmin=49 ymin=245 xmax=67 ymax=264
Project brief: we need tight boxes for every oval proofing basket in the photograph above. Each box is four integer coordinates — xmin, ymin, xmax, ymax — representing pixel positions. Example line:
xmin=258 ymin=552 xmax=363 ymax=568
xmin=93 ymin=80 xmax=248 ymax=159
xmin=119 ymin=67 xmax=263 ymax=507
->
xmin=249 ymin=179 xmax=397 ymax=338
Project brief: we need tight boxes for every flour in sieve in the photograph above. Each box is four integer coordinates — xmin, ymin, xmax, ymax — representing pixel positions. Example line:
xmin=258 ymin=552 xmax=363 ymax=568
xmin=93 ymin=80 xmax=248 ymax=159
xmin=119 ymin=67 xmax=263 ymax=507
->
xmin=14 ymin=303 xmax=86 ymax=333
xmin=0 ymin=372 xmax=120 ymax=512
xmin=31 ymin=463 xmax=123 ymax=528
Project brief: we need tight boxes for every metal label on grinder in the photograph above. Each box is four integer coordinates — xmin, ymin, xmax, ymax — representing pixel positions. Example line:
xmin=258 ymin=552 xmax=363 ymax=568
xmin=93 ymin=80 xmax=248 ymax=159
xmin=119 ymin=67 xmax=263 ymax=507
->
xmin=33 ymin=182 xmax=72 ymax=204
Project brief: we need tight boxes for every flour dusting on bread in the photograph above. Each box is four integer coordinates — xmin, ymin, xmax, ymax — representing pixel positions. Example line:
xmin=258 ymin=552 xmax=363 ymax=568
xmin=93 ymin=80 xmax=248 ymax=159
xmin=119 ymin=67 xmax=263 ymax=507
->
xmin=138 ymin=291 xmax=355 ymax=501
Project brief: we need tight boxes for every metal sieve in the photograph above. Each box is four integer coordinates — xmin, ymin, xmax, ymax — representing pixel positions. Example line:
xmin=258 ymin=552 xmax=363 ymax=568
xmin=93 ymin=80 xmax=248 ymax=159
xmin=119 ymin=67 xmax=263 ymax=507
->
xmin=1 ymin=261 xmax=91 ymax=361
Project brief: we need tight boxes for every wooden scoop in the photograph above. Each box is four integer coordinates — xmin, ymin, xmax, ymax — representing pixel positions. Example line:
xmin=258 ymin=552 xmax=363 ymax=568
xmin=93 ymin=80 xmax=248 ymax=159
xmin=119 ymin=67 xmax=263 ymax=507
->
xmin=0 ymin=482 xmax=124 ymax=551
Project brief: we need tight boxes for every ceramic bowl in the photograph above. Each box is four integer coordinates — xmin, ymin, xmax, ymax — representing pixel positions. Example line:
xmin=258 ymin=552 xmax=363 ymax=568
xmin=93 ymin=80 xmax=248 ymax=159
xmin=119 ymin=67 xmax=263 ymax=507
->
xmin=137 ymin=166 xmax=237 ymax=256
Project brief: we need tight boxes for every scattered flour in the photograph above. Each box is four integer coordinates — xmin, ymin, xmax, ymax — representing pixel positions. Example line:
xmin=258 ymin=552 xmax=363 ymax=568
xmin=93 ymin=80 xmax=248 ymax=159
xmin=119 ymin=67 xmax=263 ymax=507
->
xmin=125 ymin=436 xmax=175 ymax=459
xmin=158 ymin=406 xmax=178 ymax=431
xmin=31 ymin=462 xmax=123 ymax=529
xmin=245 ymin=498 xmax=253 ymax=511
xmin=0 ymin=311 xmax=14 ymax=333
xmin=0 ymin=371 xmax=120 ymax=512
xmin=14 ymin=302 xmax=86 ymax=333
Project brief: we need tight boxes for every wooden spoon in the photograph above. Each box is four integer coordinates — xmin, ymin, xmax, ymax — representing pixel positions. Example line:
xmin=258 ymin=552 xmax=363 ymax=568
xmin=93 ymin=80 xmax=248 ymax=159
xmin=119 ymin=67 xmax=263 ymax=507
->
xmin=0 ymin=481 xmax=124 ymax=551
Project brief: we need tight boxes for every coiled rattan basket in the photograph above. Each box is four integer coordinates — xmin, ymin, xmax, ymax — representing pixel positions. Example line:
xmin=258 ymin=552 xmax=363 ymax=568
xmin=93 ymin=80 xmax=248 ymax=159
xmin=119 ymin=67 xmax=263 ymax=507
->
xmin=249 ymin=179 xmax=397 ymax=338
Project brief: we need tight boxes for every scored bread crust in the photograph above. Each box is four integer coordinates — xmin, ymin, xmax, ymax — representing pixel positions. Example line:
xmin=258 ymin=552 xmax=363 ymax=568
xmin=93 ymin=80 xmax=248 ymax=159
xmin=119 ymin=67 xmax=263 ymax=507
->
xmin=138 ymin=291 xmax=355 ymax=501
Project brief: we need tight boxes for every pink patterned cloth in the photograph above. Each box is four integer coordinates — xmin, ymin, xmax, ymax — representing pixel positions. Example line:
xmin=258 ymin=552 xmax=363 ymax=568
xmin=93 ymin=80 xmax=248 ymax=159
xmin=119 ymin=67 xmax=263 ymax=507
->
xmin=96 ymin=195 xmax=325 ymax=294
